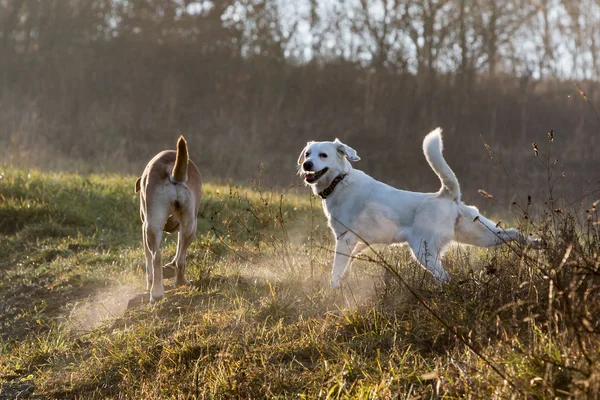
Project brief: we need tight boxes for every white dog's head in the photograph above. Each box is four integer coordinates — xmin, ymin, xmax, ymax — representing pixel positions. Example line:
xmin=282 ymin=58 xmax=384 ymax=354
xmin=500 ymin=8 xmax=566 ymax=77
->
xmin=297 ymin=139 xmax=360 ymax=191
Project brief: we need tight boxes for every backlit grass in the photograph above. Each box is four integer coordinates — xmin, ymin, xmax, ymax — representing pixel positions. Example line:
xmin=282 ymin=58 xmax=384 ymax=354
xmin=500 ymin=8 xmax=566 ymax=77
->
xmin=0 ymin=165 xmax=598 ymax=399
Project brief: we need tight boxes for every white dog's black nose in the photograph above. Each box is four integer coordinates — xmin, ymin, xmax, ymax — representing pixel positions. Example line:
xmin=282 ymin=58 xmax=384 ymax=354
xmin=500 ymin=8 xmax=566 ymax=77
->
xmin=303 ymin=161 xmax=313 ymax=170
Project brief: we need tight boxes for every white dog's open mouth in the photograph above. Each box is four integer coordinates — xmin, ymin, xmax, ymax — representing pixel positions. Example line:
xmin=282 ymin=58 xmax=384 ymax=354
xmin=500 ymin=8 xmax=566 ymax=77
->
xmin=304 ymin=167 xmax=328 ymax=183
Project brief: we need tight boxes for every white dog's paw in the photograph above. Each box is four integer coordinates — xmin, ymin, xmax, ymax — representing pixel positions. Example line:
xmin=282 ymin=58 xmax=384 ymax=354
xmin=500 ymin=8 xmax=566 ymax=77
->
xmin=433 ymin=270 xmax=450 ymax=284
xmin=330 ymin=278 xmax=341 ymax=290
xmin=527 ymin=238 xmax=544 ymax=250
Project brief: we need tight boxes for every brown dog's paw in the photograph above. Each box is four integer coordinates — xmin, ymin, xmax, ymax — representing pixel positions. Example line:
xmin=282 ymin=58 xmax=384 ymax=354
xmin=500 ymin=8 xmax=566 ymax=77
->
xmin=163 ymin=264 xmax=176 ymax=279
xmin=175 ymin=277 xmax=190 ymax=287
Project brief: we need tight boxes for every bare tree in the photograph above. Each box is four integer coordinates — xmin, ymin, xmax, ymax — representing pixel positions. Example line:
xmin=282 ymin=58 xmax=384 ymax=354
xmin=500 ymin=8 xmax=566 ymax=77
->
xmin=353 ymin=0 xmax=411 ymax=69
xmin=474 ymin=0 xmax=537 ymax=76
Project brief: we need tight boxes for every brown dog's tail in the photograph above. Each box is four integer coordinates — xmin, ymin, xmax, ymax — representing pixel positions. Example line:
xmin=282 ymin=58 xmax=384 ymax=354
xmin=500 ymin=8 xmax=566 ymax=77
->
xmin=171 ymin=136 xmax=188 ymax=184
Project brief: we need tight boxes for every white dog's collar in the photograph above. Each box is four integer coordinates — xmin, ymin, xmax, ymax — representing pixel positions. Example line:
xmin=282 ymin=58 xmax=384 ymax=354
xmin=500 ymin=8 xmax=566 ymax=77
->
xmin=318 ymin=173 xmax=346 ymax=199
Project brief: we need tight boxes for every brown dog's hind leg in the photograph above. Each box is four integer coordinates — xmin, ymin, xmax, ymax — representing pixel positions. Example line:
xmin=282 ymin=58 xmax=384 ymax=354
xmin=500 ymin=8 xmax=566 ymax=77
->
xmin=164 ymin=215 xmax=179 ymax=233
xmin=144 ymin=224 xmax=164 ymax=303
xmin=144 ymin=199 xmax=169 ymax=303
xmin=161 ymin=215 xmax=180 ymax=279
xmin=143 ymin=226 xmax=153 ymax=290
xmin=167 ymin=206 xmax=197 ymax=286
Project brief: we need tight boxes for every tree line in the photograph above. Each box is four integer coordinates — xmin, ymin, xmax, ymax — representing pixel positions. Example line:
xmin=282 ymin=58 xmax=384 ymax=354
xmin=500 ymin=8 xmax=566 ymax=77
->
xmin=0 ymin=0 xmax=598 ymax=206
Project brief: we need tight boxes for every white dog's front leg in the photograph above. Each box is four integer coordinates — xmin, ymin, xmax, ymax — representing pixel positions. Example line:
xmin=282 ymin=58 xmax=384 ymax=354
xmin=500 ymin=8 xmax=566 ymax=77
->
xmin=330 ymin=233 xmax=359 ymax=289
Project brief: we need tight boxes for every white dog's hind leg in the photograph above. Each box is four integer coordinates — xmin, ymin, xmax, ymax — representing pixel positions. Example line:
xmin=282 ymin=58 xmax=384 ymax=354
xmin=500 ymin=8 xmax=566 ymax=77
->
xmin=353 ymin=242 xmax=368 ymax=257
xmin=455 ymin=205 xmax=540 ymax=248
xmin=330 ymin=233 xmax=361 ymax=289
xmin=407 ymin=236 xmax=450 ymax=283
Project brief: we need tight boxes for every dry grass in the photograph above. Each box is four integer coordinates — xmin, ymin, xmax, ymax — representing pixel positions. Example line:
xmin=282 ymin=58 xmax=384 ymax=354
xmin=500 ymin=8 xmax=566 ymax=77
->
xmin=0 ymin=153 xmax=599 ymax=398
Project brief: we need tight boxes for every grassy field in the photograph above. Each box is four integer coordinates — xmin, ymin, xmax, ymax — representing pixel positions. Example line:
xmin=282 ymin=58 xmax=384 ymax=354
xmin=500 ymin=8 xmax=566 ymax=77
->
xmin=0 ymin=165 xmax=599 ymax=399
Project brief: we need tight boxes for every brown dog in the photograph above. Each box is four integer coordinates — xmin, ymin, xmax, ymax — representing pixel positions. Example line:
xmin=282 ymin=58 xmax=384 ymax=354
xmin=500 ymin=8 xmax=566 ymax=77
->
xmin=135 ymin=136 xmax=202 ymax=303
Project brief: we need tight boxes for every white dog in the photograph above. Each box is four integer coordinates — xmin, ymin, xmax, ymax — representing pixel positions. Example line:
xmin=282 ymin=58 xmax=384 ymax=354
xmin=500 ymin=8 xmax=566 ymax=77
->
xmin=298 ymin=128 xmax=539 ymax=289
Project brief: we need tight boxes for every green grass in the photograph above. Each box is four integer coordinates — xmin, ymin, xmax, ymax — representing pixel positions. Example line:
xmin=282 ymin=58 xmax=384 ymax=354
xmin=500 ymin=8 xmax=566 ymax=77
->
xmin=0 ymin=165 xmax=599 ymax=399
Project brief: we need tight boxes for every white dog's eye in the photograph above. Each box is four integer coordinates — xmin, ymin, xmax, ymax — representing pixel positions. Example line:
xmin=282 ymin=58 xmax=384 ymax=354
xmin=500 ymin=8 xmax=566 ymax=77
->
xmin=305 ymin=152 xmax=310 ymax=157
xmin=320 ymin=153 xmax=328 ymax=158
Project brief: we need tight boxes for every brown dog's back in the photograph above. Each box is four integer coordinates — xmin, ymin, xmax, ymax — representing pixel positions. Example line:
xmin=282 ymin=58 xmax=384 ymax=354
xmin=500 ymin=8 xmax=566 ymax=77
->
xmin=136 ymin=138 xmax=202 ymax=232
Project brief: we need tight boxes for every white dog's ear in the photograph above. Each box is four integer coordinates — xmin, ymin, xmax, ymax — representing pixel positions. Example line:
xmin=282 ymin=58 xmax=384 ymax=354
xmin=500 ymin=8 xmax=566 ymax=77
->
xmin=334 ymin=139 xmax=360 ymax=162
xmin=297 ymin=142 xmax=312 ymax=165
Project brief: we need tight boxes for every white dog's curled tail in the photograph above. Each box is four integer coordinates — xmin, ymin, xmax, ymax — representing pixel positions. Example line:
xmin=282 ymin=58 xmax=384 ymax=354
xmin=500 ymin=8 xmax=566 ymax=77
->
xmin=423 ymin=128 xmax=461 ymax=202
